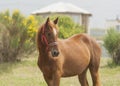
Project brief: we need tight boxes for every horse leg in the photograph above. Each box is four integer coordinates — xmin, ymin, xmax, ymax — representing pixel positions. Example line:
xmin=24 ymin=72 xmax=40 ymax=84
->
xmin=43 ymin=74 xmax=53 ymax=86
xmin=89 ymin=64 xmax=101 ymax=86
xmin=53 ymin=71 xmax=61 ymax=86
xmin=78 ymin=69 xmax=89 ymax=86
xmin=43 ymin=72 xmax=61 ymax=86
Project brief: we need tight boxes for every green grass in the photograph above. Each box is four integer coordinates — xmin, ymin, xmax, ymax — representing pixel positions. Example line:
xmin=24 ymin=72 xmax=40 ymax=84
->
xmin=0 ymin=55 xmax=120 ymax=86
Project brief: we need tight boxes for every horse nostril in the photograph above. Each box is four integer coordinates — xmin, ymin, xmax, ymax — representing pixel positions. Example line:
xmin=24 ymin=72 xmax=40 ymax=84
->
xmin=52 ymin=50 xmax=59 ymax=57
xmin=55 ymin=51 xmax=59 ymax=55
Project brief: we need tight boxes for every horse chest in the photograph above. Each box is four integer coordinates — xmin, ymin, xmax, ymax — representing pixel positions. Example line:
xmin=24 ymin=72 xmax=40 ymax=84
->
xmin=39 ymin=60 xmax=55 ymax=74
xmin=42 ymin=65 xmax=52 ymax=74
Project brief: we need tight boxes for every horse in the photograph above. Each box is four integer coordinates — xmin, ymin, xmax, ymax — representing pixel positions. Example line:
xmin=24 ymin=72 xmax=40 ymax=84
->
xmin=36 ymin=17 xmax=101 ymax=86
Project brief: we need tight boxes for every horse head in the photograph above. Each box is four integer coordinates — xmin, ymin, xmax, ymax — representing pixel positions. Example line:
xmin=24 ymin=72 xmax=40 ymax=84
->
xmin=40 ymin=17 xmax=59 ymax=57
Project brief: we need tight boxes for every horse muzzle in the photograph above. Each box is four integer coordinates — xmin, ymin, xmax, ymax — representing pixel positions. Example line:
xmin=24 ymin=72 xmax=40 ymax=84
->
xmin=49 ymin=42 xmax=59 ymax=57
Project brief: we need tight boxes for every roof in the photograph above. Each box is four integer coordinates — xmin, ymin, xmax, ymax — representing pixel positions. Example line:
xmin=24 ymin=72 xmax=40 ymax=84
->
xmin=31 ymin=2 xmax=92 ymax=16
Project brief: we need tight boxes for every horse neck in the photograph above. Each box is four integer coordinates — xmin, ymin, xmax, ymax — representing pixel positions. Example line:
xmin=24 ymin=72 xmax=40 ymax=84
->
xmin=37 ymin=35 xmax=48 ymax=53
xmin=37 ymin=29 xmax=50 ymax=59
xmin=37 ymin=42 xmax=50 ymax=63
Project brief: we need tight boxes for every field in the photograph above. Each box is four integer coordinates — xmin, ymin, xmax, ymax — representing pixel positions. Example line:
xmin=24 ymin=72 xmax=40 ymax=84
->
xmin=0 ymin=54 xmax=120 ymax=86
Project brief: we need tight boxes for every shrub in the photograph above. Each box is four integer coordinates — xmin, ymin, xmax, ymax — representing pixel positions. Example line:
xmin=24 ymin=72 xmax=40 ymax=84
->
xmin=0 ymin=11 xmax=84 ymax=62
xmin=104 ymin=28 xmax=120 ymax=64
xmin=50 ymin=15 xmax=84 ymax=38
xmin=0 ymin=10 xmax=38 ymax=62
xmin=35 ymin=15 xmax=84 ymax=39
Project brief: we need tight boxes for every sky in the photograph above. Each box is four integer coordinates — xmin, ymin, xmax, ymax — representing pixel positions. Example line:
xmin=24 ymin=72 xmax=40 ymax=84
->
xmin=0 ymin=0 xmax=120 ymax=28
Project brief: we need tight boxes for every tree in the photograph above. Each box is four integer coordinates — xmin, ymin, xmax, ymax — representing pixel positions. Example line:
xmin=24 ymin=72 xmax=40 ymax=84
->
xmin=0 ymin=10 xmax=38 ymax=62
xmin=50 ymin=15 xmax=84 ymax=38
xmin=104 ymin=28 xmax=120 ymax=64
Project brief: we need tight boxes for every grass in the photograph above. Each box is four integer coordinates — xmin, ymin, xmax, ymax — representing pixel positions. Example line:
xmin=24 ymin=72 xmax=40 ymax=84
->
xmin=0 ymin=54 xmax=120 ymax=86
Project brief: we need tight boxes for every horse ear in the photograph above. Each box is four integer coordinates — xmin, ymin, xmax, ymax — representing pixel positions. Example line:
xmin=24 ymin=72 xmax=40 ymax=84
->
xmin=45 ymin=17 xmax=50 ymax=25
xmin=54 ymin=17 xmax=58 ymax=24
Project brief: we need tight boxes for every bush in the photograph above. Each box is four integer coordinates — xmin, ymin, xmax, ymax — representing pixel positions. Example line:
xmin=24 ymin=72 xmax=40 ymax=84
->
xmin=0 ymin=10 xmax=39 ymax=62
xmin=35 ymin=15 xmax=84 ymax=39
xmin=50 ymin=15 xmax=84 ymax=38
xmin=104 ymin=28 xmax=120 ymax=64
xmin=0 ymin=11 xmax=84 ymax=62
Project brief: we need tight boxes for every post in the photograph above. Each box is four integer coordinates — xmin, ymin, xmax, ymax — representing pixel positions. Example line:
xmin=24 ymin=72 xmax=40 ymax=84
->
xmin=81 ymin=14 xmax=89 ymax=33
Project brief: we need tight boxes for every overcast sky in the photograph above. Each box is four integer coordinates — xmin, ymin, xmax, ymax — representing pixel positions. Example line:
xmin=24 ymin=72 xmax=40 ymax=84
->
xmin=0 ymin=0 xmax=120 ymax=28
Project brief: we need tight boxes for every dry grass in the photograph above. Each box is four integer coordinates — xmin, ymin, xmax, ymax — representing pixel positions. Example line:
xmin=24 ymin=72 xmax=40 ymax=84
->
xmin=0 ymin=54 xmax=120 ymax=86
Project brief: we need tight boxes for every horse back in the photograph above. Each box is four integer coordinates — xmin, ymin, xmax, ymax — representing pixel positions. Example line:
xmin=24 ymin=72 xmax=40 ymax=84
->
xmin=70 ymin=33 xmax=101 ymax=57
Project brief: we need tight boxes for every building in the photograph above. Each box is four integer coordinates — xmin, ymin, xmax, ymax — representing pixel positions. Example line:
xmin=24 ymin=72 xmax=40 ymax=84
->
xmin=106 ymin=17 xmax=120 ymax=31
xmin=31 ymin=2 xmax=92 ymax=33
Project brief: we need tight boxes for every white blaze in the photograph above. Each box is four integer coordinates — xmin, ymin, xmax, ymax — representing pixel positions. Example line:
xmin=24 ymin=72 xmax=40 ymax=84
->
xmin=53 ymin=28 xmax=57 ymax=36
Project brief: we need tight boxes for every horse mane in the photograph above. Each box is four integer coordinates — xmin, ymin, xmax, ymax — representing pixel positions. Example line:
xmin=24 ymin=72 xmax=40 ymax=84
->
xmin=36 ymin=24 xmax=44 ymax=51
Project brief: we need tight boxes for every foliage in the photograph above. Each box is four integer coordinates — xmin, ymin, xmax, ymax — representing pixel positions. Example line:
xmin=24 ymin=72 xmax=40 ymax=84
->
xmin=104 ymin=28 xmax=120 ymax=64
xmin=50 ymin=15 xmax=84 ymax=38
xmin=0 ymin=10 xmax=39 ymax=62
xmin=0 ymin=11 xmax=84 ymax=62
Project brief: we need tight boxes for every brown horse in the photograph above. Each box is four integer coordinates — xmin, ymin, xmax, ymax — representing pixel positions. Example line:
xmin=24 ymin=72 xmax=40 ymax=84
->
xmin=37 ymin=17 xmax=101 ymax=86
